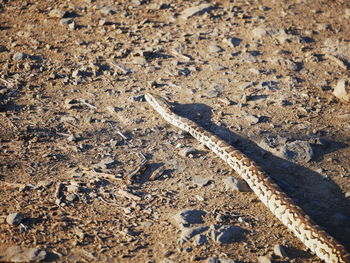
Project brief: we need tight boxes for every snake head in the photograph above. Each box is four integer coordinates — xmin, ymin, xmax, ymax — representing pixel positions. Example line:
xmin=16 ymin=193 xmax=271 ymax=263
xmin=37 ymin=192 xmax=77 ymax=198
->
xmin=145 ymin=93 xmax=173 ymax=110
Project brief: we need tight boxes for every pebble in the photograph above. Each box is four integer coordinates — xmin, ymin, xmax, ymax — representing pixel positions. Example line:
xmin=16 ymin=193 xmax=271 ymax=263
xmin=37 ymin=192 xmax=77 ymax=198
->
xmin=224 ymin=37 xmax=242 ymax=47
xmin=192 ymin=176 xmax=211 ymax=187
xmin=6 ymin=213 xmax=24 ymax=225
xmin=257 ymin=256 xmax=272 ymax=263
xmin=66 ymin=193 xmax=78 ymax=202
xmin=95 ymin=157 xmax=116 ymax=169
xmin=68 ymin=21 xmax=76 ymax=30
xmin=72 ymin=69 xmax=83 ymax=78
xmin=36 ymin=180 xmax=53 ymax=189
xmin=333 ymin=79 xmax=349 ymax=102
xmin=173 ymin=209 xmax=206 ymax=226
xmin=100 ymin=6 xmax=117 ymax=15
xmin=246 ymin=114 xmax=260 ymax=125
xmin=67 ymin=134 xmax=78 ymax=142
xmin=66 ymin=184 xmax=80 ymax=193
xmin=129 ymin=95 xmax=145 ymax=102
xmin=12 ymin=52 xmax=26 ymax=61
xmin=218 ymin=97 xmax=232 ymax=105
xmin=209 ymin=44 xmax=223 ymax=53
xmin=210 ymin=224 xmax=244 ymax=244
xmin=223 ymin=177 xmax=251 ymax=192
xmin=48 ymin=9 xmax=66 ymax=18
xmin=207 ymin=258 xmax=236 ymax=263
xmin=273 ymin=244 xmax=287 ymax=258
xmin=60 ymin=18 xmax=73 ymax=26
xmin=179 ymin=3 xmax=212 ymax=20
xmin=239 ymin=82 xmax=254 ymax=90
xmin=133 ymin=56 xmax=147 ymax=65
xmin=205 ymin=90 xmax=220 ymax=98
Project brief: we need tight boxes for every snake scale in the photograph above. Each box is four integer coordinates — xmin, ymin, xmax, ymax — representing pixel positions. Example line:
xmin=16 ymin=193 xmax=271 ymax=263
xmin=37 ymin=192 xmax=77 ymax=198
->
xmin=145 ymin=93 xmax=350 ymax=263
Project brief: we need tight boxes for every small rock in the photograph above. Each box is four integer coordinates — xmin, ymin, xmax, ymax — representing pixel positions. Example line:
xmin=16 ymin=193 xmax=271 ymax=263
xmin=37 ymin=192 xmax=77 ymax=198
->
xmin=248 ymin=68 xmax=260 ymax=74
xmin=68 ymin=21 xmax=76 ymax=30
xmin=207 ymin=258 xmax=236 ymax=263
xmin=192 ymin=176 xmax=211 ymax=187
xmin=258 ymin=256 xmax=272 ymax=263
xmin=36 ymin=180 xmax=53 ymax=188
xmin=74 ymin=227 xmax=85 ymax=240
xmin=49 ymin=9 xmax=66 ymax=18
xmin=223 ymin=177 xmax=251 ymax=192
xmin=129 ymin=95 xmax=145 ymax=102
xmin=224 ymin=37 xmax=242 ymax=47
xmin=252 ymin=26 xmax=269 ymax=38
xmin=259 ymin=136 xmax=314 ymax=163
xmin=206 ymin=90 xmax=220 ymax=98
xmin=100 ymin=6 xmax=117 ymax=15
xmin=72 ymin=69 xmax=83 ymax=78
xmin=179 ymin=4 xmax=212 ymax=20
xmin=210 ymin=64 xmax=226 ymax=71
xmin=133 ymin=56 xmax=147 ymax=65
xmin=238 ymin=81 xmax=254 ymax=90
xmin=273 ymin=244 xmax=288 ymax=258
xmin=179 ymin=147 xmax=197 ymax=157
xmin=66 ymin=193 xmax=78 ymax=202
xmin=6 ymin=213 xmax=24 ymax=226
xmin=333 ymin=79 xmax=349 ymax=102
xmin=67 ymin=134 xmax=78 ymax=142
xmin=1 ymin=246 xmax=46 ymax=262
xmin=60 ymin=18 xmax=73 ymax=26
xmin=95 ymin=157 xmax=117 ymax=169
xmin=66 ymin=184 xmax=80 ymax=193
xmin=209 ymin=44 xmax=223 ymax=53
xmin=179 ymin=226 xmax=209 ymax=243
xmin=218 ymin=97 xmax=232 ymax=105
xmin=173 ymin=209 xmax=206 ymax=226
xmin=246 ymin=114 xmax=259 ymax=125
xmin=210 ymin=225 xmax=244 ymax=244
xmin=282 ymin=140 xmax=314 ymax=163
xmin=12 ymin=52 xmax=26 ymax=61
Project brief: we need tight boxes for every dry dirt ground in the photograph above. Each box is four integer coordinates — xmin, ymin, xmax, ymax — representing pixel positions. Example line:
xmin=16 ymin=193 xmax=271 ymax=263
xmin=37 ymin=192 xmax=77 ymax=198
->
xmin=1 ymin=0 xmax=350 ymax=262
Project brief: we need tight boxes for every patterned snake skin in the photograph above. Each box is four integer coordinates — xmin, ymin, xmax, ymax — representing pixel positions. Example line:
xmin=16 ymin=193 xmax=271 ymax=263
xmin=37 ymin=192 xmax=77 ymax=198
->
xmin=145 ymin=93 xmax=350 ymax=263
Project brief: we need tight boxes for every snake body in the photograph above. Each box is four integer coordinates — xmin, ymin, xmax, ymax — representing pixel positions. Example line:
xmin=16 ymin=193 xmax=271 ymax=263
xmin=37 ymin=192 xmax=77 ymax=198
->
xmin=145 ymin=93 xmax=350 ymax=263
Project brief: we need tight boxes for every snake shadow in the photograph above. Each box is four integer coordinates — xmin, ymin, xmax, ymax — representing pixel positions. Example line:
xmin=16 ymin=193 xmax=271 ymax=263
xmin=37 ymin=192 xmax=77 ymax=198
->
xmin=168 ymin=100 xmax=350 ymax=253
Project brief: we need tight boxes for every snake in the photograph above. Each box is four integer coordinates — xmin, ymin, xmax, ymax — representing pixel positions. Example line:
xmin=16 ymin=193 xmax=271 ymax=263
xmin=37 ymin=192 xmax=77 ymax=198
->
xmin=144 ymin=93 xmax=350 ymax=263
